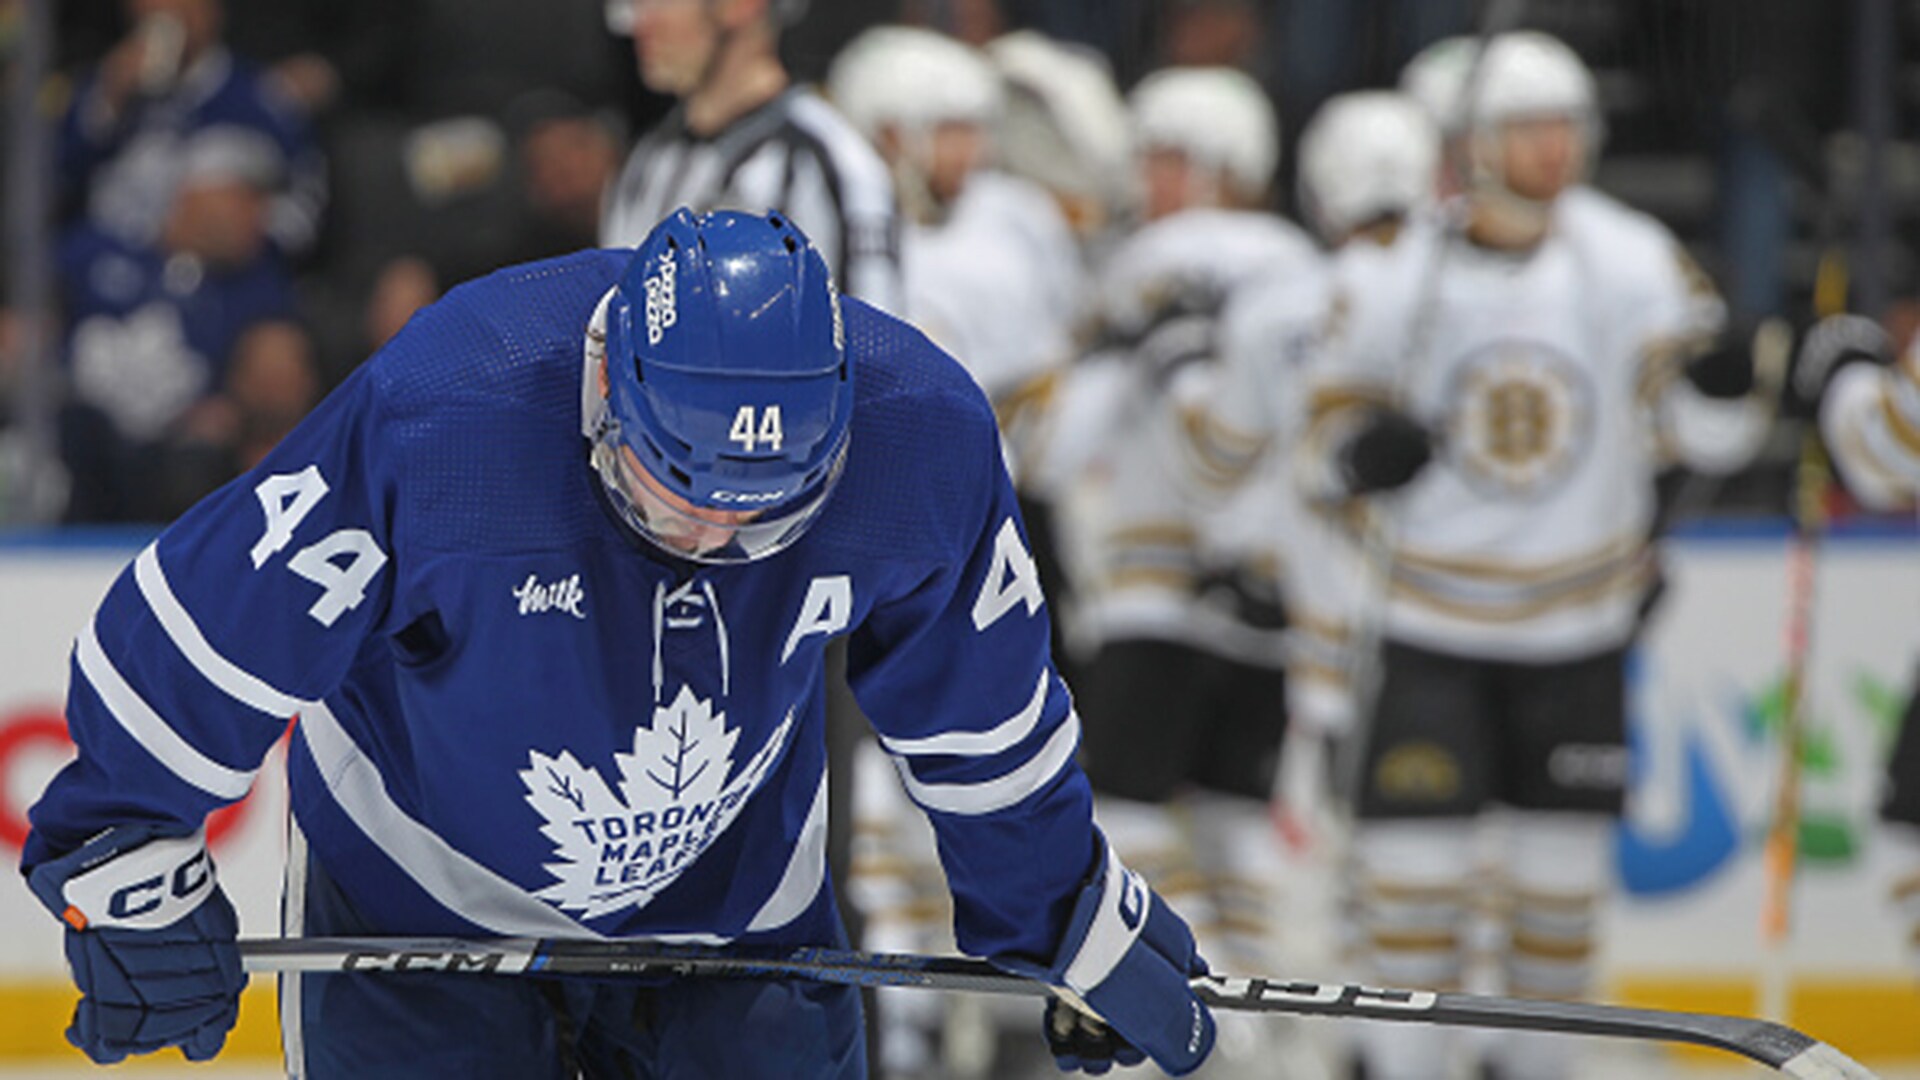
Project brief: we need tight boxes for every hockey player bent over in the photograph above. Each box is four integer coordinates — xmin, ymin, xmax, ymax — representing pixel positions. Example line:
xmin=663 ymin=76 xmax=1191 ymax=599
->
xmin=1301 ymin=32 xmax=1772 ymax=1080
xmin=20 ymin=209 xmax=1214 ymax=1077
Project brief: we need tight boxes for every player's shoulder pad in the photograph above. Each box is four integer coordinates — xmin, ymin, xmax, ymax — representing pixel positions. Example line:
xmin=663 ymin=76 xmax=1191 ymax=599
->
xmin=1223 ymin=251 xmax=1332 ymax=344
xmin=1555 ymin=185 xmax=1678 ymax=267
xmin=820 ymin=298 xmax=1007 ymax=557
xmin=1099 ymin=208 xmax=1316 ymax=327
xmin=958 ymin=171 xmax=1077 ymax=252
xmin=842 ymin=296 xmax=998 ymax=427
xmin=365 ymin=249 xmax=627 ymax=409
xmin=1326 ymin=216 xmax=1425 ymax=302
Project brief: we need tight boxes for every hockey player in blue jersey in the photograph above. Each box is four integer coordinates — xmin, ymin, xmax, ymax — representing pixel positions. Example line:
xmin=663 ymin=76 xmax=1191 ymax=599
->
xmin=20 ymin=208 xmax=1216 ymax=1077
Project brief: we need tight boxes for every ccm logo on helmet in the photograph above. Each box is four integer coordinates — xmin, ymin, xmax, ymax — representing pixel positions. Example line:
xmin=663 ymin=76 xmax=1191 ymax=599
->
xmin=712 ymin=490 xmax=787 ymax=504
xmin=644 ymin=252 xmax=678 ymax=345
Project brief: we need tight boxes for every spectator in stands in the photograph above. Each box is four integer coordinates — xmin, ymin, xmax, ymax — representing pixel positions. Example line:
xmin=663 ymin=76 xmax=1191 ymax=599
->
xmin=57 ymin=0 xmax=326 ymax=264
xmin=148 ymin=317 xmax=319 ymax=515
xmin=509 ymin=91 xmax=624 ymax=263
xmin=1624 ymin=0 xmax=1848 ymax=322
xmin=1158 ymin=0 xmax=1265 ymax=73
xmin=56 ymin=127 xmax=304 ymax=522
xmin=195 ymin=318 xmax=319 ymax=469
xmin=899 ymin=0 xmax=1007 ymax=45
xmin=223 ymin=0 xmax=423 ymax=123
xmin=362 ymin=256 xmax=440 ymax=354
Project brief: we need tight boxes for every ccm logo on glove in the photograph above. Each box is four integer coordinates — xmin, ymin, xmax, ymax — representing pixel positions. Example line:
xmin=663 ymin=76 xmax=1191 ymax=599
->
xmin=56 ymin=831 xmax=218 ymax=931
xmin=1118 ymin=869 xmax=1146 ymax=930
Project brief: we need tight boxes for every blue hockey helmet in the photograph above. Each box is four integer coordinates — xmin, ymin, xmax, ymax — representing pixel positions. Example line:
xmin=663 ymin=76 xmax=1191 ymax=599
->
xmin=593 ymin=207 xmax=852 ymax=563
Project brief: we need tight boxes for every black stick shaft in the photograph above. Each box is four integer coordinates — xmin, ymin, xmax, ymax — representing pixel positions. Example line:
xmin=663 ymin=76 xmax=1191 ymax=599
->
xmin=238 ymin=938 xmax=1878 ymax=1078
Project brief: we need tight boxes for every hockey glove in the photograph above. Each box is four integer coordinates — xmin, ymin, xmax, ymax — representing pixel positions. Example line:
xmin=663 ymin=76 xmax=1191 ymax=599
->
xmin=995 ymin=837 xmax=1216 ymax=1075
xmin=1339 ymin=406 xmax=1432 ymax=495
xmin=26 ymin=824 xmax=244 ymax=1065
xmin=1790 ymin=313 xmax=1894 ymax=417
xmin=1682 ymin=334 xmax=1758 ymax=399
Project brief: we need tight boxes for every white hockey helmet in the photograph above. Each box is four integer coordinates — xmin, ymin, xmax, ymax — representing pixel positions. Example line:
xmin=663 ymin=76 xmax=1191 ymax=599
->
xmin=1398 ymin=35 xmax=1478 ymax=131
xmin=1399 ymin=31 xmax=1600 ymax=142
xmin=1472 ymin=31 xmax=1601 ymax=136
xmin=1296 ymin=90 xmax=1439 ymax=243
xmin=987 ymin=30 xmax=1132 ymax=215
xmin=1126 ymin=66 xmax=1279 ymax=203
xmin=827 ymin=26 xmax=1002 ymax=142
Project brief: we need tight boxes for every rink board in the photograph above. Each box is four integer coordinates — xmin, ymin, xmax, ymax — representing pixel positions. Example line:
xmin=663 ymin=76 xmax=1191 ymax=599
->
xmin=0 ymin=523 xmax=1916 ymax=1065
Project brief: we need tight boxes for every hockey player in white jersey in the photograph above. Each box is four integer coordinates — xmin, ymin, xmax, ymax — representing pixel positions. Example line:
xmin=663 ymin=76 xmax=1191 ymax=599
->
xmin=1200 ymin=92 xmax=1441 ymax=844
xmin=984 ymin=30 xmax=1134 ymax=255
xmin=1401 ymin=32 xmax=1661 ymax=270
xmin=827 ymin=25 xmax=1082 ymax=411
xmin=1800 ymin=314 xmax=1920 ymax=974
xmin=20 ymin=209 xmax=1216 ymax=1077
xmin=1047 ymin=65 xmax=1318 ymax=1075
xmin=1302 ymin=32 xmax=1775 ymax=1080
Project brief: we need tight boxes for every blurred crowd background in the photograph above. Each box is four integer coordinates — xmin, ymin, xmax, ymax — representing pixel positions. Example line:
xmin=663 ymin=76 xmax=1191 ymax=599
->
xmin=0 ymin=0 xmax=1906 ymax=530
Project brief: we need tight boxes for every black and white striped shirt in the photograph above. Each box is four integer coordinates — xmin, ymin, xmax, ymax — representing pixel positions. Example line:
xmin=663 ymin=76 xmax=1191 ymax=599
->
xmin=600 ymin=86 xmax=903 ymax=312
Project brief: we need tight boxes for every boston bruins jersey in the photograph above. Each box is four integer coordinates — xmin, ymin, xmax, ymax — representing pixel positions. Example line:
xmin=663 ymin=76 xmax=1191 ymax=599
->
xmin=1823 ymin=337 xmax=1920 ymax=510
xmin=1304 ymin=189 xmax=1770 ymax=660
xmin=1208 ymin=257 xmax=1366 ymax=729
xmin=1065 ymin=207 xmax=1320 ymax=653
xmin=902 ymin=170 xmax=1084 ymax=404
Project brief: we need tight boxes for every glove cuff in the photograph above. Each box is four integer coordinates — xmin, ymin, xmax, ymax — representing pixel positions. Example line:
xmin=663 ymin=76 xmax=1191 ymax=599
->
xmin=1058 ymin=839 xmax=1149 ymax=994
xmin=28 ymin=824 xmax=217 ymax=932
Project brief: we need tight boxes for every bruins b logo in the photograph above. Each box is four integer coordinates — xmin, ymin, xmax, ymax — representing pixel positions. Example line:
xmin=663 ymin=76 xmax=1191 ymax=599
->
xmin=1444 ymin=341 xmax=1593 ymax=499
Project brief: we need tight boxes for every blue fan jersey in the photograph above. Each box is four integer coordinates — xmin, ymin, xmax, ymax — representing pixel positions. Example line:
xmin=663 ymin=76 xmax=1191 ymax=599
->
xmin=25 ymin=249 xmax=1093 ymax=964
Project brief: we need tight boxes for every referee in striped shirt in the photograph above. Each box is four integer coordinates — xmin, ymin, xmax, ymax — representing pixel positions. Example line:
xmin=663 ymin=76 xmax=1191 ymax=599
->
xmin=600 ymin=0 xmax=904 ymax=313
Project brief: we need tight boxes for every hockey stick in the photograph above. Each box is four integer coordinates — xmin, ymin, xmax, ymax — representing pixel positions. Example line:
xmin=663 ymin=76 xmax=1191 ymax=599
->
xmin=238 ymin=937 xmax=1879 ymax=1078
xmin=1748 ymin=65 xmax=1859 ymax=1017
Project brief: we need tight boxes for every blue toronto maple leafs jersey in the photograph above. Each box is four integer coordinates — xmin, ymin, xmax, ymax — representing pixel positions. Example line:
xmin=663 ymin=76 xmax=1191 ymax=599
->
xmin=25 ymin=249 xmax=1094 ymax=964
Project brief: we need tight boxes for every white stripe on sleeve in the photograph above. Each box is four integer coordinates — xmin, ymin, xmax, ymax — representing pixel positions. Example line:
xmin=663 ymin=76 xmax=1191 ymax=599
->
xmin=135 ymin=544 xmax=314 ymax=720
xmin=75 ymin=619 xmax=257 ymax=800
xmin=890 ymin=710 xmax=1080 ymax=816
xmin=878 ymin=671 xmax=1051 ymax=758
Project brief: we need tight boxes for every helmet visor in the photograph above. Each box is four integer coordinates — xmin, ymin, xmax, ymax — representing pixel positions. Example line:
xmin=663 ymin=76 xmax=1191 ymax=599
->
xmin=592 ymin=436 xmax=846 ymax=564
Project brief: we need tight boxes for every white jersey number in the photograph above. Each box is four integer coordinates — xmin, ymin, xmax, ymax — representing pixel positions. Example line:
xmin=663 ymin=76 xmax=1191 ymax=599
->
xmin=729 ymin=406 xmax=784 ymax=453
xmin=250 ymin=466 xmax=389 ymax=628
xmin=971 ymin=517 xmax=1044 ymax=632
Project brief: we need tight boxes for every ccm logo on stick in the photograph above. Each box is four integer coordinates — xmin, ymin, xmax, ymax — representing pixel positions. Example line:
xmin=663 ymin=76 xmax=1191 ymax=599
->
xmin=1203 ymin=977 xmax=1438 ymax=1012
xmin=342 ymin=950 xmax=504 ymax=972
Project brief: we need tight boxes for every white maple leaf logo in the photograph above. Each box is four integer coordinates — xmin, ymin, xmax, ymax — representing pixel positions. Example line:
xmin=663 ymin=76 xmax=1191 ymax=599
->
xmin=521 ymin=687 xmax=794 ymax=921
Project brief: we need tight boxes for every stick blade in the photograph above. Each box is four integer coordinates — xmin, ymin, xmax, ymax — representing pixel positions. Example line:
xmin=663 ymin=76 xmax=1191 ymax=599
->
xmin=1778 ymin=1041 xmax=1883 ymax=1080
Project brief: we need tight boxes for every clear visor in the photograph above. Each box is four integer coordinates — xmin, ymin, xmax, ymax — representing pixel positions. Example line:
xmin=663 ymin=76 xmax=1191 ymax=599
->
xmin=590 ymin=437 xmax=845 ymax=564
